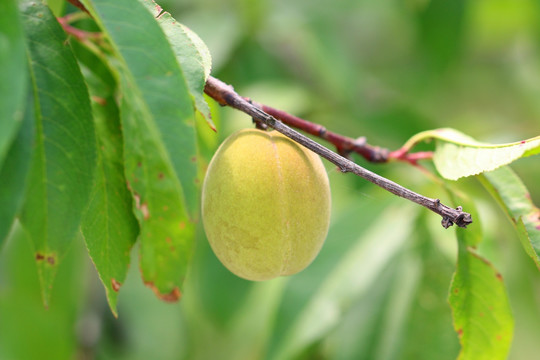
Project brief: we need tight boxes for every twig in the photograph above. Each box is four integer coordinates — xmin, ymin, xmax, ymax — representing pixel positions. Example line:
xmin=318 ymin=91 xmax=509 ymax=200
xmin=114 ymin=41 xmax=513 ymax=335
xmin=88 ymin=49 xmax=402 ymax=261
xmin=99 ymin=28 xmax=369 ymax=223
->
xmin=389 ymin=149 xmax=434 ymax=166
xmin=252 ymin=102 xmax=389 ymax=162
xmin=204 ymin=76 xmax=472 ymax=229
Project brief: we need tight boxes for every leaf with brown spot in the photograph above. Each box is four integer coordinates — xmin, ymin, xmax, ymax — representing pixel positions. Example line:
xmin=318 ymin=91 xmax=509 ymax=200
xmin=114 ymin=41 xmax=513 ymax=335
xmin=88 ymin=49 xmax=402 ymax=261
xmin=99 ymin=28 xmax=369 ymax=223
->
xmin=479 ymin=166 xmax=540 ymax=270
xmin=80 ymin=0 xmax=198 ymax=300
xmin=111 ymin=278 xmax=121 ymax=292
xmin=145 ymin=282 xmax=182 ymax=302
xmin=449 ymin=231 xmax=514 ymax=360
xmin=81 ymin=91 xmax=138 ymax=316
xmin=74 ymin=29 xmax=138 ymax=317
xmin=19 ymin=1 xmax=97 ymax=306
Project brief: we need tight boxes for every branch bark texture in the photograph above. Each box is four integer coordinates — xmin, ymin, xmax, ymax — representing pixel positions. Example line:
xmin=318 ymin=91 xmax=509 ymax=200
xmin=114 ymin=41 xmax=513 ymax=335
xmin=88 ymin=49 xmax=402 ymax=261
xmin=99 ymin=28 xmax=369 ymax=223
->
xmin=204 ymin=76 xmax=472 ymax=229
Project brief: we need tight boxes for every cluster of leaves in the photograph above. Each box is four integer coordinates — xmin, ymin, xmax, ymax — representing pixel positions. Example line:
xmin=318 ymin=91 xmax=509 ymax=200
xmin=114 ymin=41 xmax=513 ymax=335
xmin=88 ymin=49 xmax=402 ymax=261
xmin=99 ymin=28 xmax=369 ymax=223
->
xmin=2 ymin=0 xmax=213 ymax=315
xmin=1 ymin=0 xmax=540 ymax=359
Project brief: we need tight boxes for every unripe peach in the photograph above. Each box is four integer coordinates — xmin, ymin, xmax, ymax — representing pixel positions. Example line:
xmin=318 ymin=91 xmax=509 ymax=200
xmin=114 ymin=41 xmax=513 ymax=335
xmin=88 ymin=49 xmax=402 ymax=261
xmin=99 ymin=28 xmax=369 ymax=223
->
xmin=202 ymin=129 xmax=331 ymax=281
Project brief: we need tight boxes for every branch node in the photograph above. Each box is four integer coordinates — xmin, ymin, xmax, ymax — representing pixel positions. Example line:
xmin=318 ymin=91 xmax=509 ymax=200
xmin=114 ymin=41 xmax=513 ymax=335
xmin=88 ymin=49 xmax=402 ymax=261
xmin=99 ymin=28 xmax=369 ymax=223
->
xmin=337 ymin=147 xmax=352 ymax=159
xmin=441 ymin=217 xmax=452 ymax=229
xmin=253 ymin=118 xmax=268 ymax=130
xmin=454 ymin=207 xmax=473 ymax=228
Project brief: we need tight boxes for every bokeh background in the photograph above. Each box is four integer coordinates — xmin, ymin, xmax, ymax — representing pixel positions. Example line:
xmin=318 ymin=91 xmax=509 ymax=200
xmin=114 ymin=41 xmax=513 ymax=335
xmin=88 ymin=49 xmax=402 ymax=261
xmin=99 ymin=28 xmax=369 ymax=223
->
xmin=1 ymin=0 xmax=540 ymax=359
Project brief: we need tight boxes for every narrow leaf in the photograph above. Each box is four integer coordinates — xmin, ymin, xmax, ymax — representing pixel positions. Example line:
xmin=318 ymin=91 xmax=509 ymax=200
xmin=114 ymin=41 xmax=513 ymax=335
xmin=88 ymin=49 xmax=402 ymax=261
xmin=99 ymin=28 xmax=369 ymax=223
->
xmin=0 ymin=0 xmax=27 ymax=167
xmin=81 ymin=85 xmax=138 ymax=316
xmin=141 ymin=0 xmax=215 ymax=130
xmin=272 ymin=204 xmax=415 ymax=360
xmin=19 ymin=1 xmax=97 ymax=306
xmin=449 ymin=237 xmax=514 ymax=360
xmin=81 ymin=0 xmax=199 ymax=299
xmin=0 ymin=89 xmax=34 ymax=248
xmin=400 ymin=128 xmax=540 ymax=180
xmin=478 ymin=166 xmax=540 ymax=269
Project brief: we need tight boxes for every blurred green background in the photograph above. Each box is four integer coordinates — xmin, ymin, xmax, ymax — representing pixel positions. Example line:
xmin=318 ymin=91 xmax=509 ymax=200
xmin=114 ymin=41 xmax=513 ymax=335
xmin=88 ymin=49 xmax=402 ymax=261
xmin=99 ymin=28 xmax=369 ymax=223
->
xmin=2 ymin=0 xmax=540 ymax=359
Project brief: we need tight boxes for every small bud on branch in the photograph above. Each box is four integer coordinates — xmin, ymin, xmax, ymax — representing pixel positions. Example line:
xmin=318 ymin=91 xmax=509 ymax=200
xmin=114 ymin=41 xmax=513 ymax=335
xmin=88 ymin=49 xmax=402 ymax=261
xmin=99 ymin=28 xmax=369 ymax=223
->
xmin=204 ymin=76 xmax=472 ymax=228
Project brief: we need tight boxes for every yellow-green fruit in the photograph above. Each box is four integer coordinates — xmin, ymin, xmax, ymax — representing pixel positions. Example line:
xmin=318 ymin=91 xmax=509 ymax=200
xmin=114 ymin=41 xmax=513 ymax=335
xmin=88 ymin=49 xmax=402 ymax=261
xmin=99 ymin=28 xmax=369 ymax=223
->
xmin=202 ymin=129 xmax=331 ymax=281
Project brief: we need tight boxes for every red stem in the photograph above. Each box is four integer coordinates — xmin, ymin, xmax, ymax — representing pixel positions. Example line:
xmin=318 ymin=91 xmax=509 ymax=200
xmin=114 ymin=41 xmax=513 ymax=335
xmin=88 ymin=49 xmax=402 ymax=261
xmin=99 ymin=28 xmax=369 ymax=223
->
xmin=253 ymin=102 xmax=389 ymax=163
xmin=57 ymin=16 xmax=102 ymax=41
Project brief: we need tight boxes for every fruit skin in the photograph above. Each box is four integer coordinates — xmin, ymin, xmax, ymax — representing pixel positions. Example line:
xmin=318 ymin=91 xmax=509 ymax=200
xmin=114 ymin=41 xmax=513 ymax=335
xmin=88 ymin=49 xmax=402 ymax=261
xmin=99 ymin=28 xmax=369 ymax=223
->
xmin=202 ymin=128 xmax=331 ymax=281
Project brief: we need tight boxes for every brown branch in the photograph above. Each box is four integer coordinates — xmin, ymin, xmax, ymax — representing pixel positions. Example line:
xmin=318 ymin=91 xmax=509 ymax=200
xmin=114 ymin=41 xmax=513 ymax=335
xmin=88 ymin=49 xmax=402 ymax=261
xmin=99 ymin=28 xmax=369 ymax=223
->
xmin=244 ymin=95 xmax=432 ymax=165
xmin=252 ymin=102 xmax=389 ymax=162
xmin=204 ymin=76 xmax=472 ymax=229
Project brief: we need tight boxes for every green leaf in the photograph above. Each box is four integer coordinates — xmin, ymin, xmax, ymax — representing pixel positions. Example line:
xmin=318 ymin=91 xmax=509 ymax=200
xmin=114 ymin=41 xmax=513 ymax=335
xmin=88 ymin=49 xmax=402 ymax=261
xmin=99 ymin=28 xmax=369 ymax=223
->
xmin=400 ymin=128 xmax=540 ymax=180
xmin=449 ymin=237 xmax=514 ymax=360
xmin=0 ymin=89 xmax=34 ymax=248
xmin=80 ymin=69 xmax=138 ymax=316
xmin=271 ymin=204 xmax=416 ymax=360
xmin=0 ymin=0 xmax=27 ymax=167
xmin=141 ymin=0 xmax=215 ymax=130
xmin=19 ymin=1 xmax=97 ymax=306
xmin=478 ymin=166 xmax=540 ymax=269
xmin=80 ymin=0 xmax=199 ymax=299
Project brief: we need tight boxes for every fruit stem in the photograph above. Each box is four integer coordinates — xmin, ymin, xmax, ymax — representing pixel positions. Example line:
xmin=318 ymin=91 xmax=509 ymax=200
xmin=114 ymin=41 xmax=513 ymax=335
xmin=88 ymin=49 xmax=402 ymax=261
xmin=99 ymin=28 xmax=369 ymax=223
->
xmin=204 ymin=76 xmax=472 ymax=229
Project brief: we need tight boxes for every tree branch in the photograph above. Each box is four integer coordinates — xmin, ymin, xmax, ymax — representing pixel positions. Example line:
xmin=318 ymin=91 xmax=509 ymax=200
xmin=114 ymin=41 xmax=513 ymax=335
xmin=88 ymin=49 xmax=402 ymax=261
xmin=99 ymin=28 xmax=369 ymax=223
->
xmin=204 ymin=76 xmax=472 ymax=229
xmin=252 ymin=102 xmax=389 ymax=162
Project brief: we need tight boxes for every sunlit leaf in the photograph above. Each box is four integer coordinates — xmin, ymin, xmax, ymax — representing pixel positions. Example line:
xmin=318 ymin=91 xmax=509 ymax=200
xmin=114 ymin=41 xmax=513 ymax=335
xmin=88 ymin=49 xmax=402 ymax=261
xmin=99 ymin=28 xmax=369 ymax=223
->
xmin=81 ymin=0 xmax=199 ymax=300
xmin=141 ymin=0 xmax=215 ymax=130
xmin=19 ymin=1 xmax=97 ymax=306
xmin=449 ymin=231 xmax=514 ymax=360
xmin=478 ymin=166 xmax=540 ymax=269
xmin=0 ymin=0 xmax=26 ymax=167
xmin=400 ymin=128 xmax=540 ymax=180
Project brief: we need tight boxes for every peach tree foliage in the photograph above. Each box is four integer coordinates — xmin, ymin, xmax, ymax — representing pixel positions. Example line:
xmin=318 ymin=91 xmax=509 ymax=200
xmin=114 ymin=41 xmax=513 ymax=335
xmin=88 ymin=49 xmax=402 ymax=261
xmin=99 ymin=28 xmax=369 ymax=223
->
xmin=2 ymin=0 xmax=540 ymax=359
